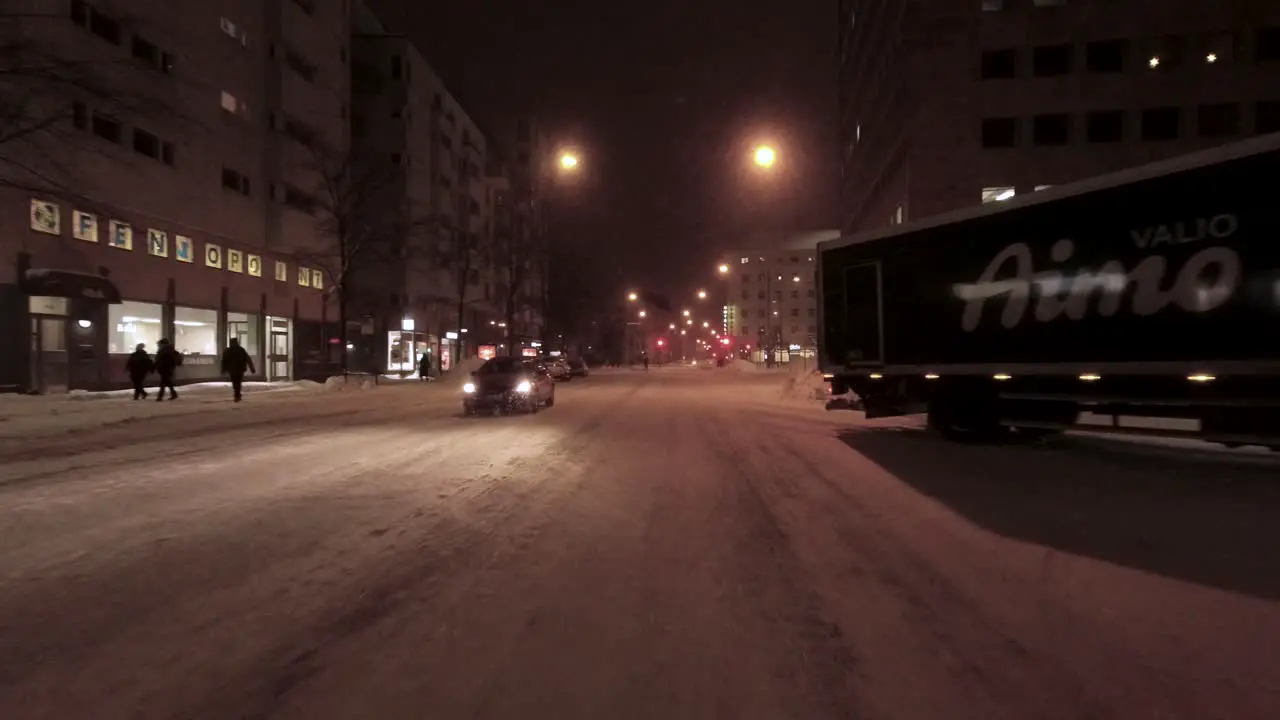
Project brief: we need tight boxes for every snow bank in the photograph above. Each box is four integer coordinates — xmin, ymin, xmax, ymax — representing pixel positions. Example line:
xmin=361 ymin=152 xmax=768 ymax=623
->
xmin=731 ymin=359 xmax=762 ymax=372
xmin=442 ymin=357 xmax=488 ymax=388
xmin=321 ymin=375 xmax=379 ymax=392
xmin=62 ymin=381 xmax=302 ymax=402
xmin=778 ymin=367 xmax=830 ymax=404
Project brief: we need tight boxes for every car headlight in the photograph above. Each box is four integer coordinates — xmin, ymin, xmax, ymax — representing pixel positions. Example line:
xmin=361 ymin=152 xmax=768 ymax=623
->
xmin=515 ymin=380 xmax=532 ymax=393
xmin=463 ymin=382 xmax=476 ymax=394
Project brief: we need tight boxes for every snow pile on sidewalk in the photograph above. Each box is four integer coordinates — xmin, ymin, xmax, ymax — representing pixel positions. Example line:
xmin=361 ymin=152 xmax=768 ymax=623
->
xmin=322 ymin=375 xmax=378 ymax=392
xmin=778 ymin=364 xmax=830 ymax=404
xmin=62 ymin=381 xmax=305 ymax=402
xmin=442 ymin=357 xmax=488 ymax=388
xmin=731 ymin=359 xmax=762 ymax=372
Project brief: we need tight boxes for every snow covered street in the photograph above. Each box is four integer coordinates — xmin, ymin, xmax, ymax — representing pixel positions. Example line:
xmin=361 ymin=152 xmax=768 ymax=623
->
xmin=1 ymin=370 xmax=1278 ymax=719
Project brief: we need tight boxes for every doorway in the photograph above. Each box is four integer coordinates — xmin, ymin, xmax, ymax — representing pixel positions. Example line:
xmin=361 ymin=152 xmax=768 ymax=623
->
xmin=30 ymin=316 xmax=69 ymax=393
xmin=266 ymin=316 xmax=292 ymax=381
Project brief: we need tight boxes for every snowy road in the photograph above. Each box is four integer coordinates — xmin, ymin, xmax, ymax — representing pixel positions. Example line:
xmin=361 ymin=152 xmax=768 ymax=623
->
xmin=2 ymin=369 xmax=1279 ymax=719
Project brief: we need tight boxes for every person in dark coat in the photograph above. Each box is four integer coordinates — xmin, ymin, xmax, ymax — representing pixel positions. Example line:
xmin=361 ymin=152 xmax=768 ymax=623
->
xmin=418 ymin=352 xmax=430 ymax=382
xmin=125 ymin=343 xmax=153 ymax=400
xmin=154 ymin=338 xmax=180 ymax=401
xmin=220 ymin=337 xmax=255 ymax=402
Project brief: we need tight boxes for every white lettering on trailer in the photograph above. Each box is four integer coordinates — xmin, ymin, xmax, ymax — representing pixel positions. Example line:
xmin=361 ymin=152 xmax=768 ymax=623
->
xmin=1131 ymin=214 xmax=1238 ymax=249
xmin=956 ymin=215 xmax=1241 ymax=331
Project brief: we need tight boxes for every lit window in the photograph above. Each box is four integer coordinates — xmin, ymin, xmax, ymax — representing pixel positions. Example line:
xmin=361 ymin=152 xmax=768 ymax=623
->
xmin=1035 ymin=185 xmax=1053 ymax=191
xmin=220 ymin=91 xmax=237 ymax=113
xmin=1148 ymin=56 xmax=1161 ymax=68
xmin=740 ymin=256 xmax=749 ymax=264
xmin=982 ymin=187 xmax=1016 ymax=203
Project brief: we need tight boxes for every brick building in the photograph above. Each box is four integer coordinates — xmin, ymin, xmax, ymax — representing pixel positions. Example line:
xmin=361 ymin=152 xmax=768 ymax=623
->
xmin=838 ymin=0 xmax=1280 ymax=234
xmin=1 ymin=0 xmax=349 ymax=392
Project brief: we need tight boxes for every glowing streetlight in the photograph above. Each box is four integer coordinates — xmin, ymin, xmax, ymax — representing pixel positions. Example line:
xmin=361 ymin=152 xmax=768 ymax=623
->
xmin=680 ymin=329 xmax=686 ymax=335
xmin=638 ymin=310 xmax=647 ymax=318
xmin=559 ymin=152 xmax=580 ymax=170
xmin=627 ymin=291 xmax=638 ymax=302
xmin=669 ymin=323 xmax=676 ymax=330
xmin=697 ymin=289 xmax=707 ymax=299
xmin=686 ymin=318 xmax=693 ymax=325
xmin=754 ymin=145 xmax=777 ymax=169
xmin=718 ymin=264 xmax=730 ymax=274
xmin=702 ymin=321 xmax=709 ymax=328
xmin=682 ymin=309 xmax=690 ymax=317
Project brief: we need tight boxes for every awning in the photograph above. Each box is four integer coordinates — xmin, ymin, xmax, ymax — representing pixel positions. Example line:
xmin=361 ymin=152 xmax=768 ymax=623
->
xmin=23 ymin=268 xmax=123 ymax=303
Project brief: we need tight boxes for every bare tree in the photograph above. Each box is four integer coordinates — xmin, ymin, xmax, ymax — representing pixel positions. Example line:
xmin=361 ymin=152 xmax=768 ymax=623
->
xmin=435 ymin=217 xmax=487 ymax=361
xmin=493 ymin=202 xmax=542 ymax=350
xmin=1 ymin=6 xmax=191 ymax=201
xmin=285 ymin=142 xmax=436 ymax=373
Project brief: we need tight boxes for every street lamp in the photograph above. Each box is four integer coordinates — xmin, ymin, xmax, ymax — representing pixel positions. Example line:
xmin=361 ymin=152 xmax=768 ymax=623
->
xmin=669 ymin=323 xmax=676 ymax=330
xmin=697 ymin=289 xmax=707 ymax=299
xmin=702 ymin=321 xmax=709 ymax=328
xmin=638 ymin=310 xmax=647 ymax=318
xmin=754 ymin=145 xmax=777 ymax=169
xmin=682 ymin=309 xmax=690 ymax=317
xmin=718 ymin=264 xmax=730 ymax=274
xmin=559 ymin=152 xmax=580 ymax=171
xmin=627 ymin=291 xmax=638 ymax=302
xmin=686 ymin=318 xmax=693 ymax=325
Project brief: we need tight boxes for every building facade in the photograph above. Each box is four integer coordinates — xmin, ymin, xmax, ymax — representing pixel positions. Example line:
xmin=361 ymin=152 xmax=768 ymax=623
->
xmin=838 ymin=0 xmax=1280 ymax=234
xmin=1 ymin=0 xmax=350 ymax=392
xmin=717 ymin=230 xmax=839 ymax=364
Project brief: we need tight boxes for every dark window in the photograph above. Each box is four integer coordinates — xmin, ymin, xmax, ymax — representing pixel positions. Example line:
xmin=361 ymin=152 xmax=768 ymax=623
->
xmin=1197 ymin=103 xmax=1240 ymax=137
xmin=1141 ymin=107 xmax=1181 ymax=141
xmin=283 ymin=186 xmax=315 ymax=212
xmin=390 ymin=56 xmax=403 ymax=80
xmin=1033 ymin=114 xmax=1071 ymax=145
xmin=391 ymin=107 xmax=402 ymax=119
xmin=88 ymin=7 xmax=121 ymax=44
xmin=161 ymin=141 xmax=175 ymax=166
xmin=291 ymin=0 xmax=314 ymax=14
xmin=1032 ymin=44 xmax=1072 ymax=76
xmin=283 ymin=117 xmax=316 ymax=148
xmin=1086 ymin=39 xmax=1126 ymax=72
xmin=390 ymin=152 xmax=402 ymax=165
xmin=1256 ymin=27 xmax=1280 ymax=61
xmin=1086 ymin=111 xmax=1125 ymax=142
xmin=339 ymin=46 xmax=347 ymax=64
xmin=70 ymin=0 xmax=88 ymax=26
xmin=980 ymin=49 xmax=1016 ymax=79
xmin=132 ymin=36 xmax=159 ymax=66
xmin=285 ymin=49 xmax=316 ymax=83
xmin=72 ymin=102 xmax=88 ymax=130
xmin=981 ymin=117 xmax=1018 ymax=147
xmin=132 ymin=128 xmax=159 ymax=158
xmin=222 ymin=168 xmax=250 ymax=195
xmin=91 ymin=114 xmax=121 ymax=143
xmin=1257 ymin=101 xmax=1280 ymax=134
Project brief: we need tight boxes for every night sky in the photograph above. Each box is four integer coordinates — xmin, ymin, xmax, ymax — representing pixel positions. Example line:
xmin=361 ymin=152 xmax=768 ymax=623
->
xmin=371 ymin=0 xmax=840 ymax=303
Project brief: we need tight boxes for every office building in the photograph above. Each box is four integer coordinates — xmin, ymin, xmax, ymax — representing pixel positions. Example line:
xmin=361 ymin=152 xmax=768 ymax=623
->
xmin=838 ymin=0 xmax=1280 ymax=234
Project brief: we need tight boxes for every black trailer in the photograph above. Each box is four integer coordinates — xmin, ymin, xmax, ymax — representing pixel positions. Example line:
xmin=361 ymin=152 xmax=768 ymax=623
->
xmin=817 ymin=134 xmax=1280 ymax=447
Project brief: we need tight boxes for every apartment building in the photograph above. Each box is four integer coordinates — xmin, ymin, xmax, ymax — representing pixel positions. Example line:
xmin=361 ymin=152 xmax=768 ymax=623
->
xmin=838 ymin=0 xmax=1280 ymax=234
xmin=717 ymin=230 xmax=838 ymax=364
xmin=1 ymin=0 xmax=350 ymax=392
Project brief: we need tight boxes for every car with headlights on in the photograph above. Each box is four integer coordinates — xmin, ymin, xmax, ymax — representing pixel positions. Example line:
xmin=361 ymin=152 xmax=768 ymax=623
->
xmin=462 ymin=356 xmax=556 ymax=415
xmin=541 ymin=356 xmax=573 ymax=381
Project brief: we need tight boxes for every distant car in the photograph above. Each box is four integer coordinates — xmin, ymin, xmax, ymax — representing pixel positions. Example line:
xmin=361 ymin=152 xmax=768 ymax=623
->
xmin=541 ymin=357 xmax=572 ymax=381
xmin=462 ymin=356 xmax=556 ymax=415
xmin=567 ymin=358 xmax=589 ymax=378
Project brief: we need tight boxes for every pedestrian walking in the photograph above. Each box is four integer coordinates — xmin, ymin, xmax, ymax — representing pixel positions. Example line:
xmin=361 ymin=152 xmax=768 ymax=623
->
xmin=154 ymin=338 xmax=181 ymax=401
xmin=125 ymin=343 xmax=152 ymax=400
xmin=220 ymin=338 xmax=255 ymax=402
xmin=418 ymin=352 xmax=430 ymax=382
xmin=643 ymin=356 xmax=650 ymax=371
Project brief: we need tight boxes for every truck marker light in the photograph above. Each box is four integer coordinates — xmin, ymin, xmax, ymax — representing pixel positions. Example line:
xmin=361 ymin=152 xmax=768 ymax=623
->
xmin=1079 ymin=374 xmax=1102 ymax=381
xmin=869 ymin=373 xmax=883 ymax=379
xmin=924 ymin=374 xmax=940 ymax=380
xmin=1188 ymin=374 xmax=1216 ymax=383
xmin=993 ymin=374 xmax=1012 ymax=381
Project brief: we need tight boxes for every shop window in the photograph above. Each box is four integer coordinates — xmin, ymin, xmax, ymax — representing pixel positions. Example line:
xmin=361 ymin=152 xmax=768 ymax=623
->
xmin=1257 ymin=101 xmax=1280 ymax=134
xmin=108 ymin=300 xmax=163 ymax=354
xmin=1197 ymin=103 xmax=1240 ymax=137
xmin=982 ymin=117 xmax=1017 ymax=147
xmin=982 ymin=186 xmax=1016 ymax=203
xmin=227 ymin=312 xmax=262 ymax=358
xmin=1087 ymin=110 xmax=1125 ymax=142
xmin=1086 ymin=39 xmax=1126 ymax=72
xmin=1141 ymin=107 xmax=1181 ymax=140
xmin=174 ymin=306 xmax=218 ymax=356
xmin=981 ymin=49 xmax=1016 ymax=79
xmin=1033 ymin=114 xmax=1071 ymax=145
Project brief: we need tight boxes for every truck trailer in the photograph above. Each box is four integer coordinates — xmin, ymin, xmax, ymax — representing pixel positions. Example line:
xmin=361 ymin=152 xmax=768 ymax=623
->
xmin=817 ymin=134 xmax=1280 ymax=447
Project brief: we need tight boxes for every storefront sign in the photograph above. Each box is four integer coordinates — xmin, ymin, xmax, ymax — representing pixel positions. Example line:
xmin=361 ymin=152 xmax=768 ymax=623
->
xmin=401 ymin=317 xmax=415 ymax=331
xmin=298 ymin=266 xmax=310 ymax=287
xmin=478 ymin=345 xmax=497 ymax=360
xmin=205 ymin=242 xmax=223 ymax=268
xmin=228 ymin=249 xmax=243 ymax=273
xmin=246 ymin=254 xmax=262 ymax=277
xmin=175 ymin=235 xmax=193 ymax=262
xmin=147 ymin=229 xmax=168 ymax=257
xmin=28 ymin=295 xmax=69 ymax=315
xmin=73 ymin=211 xmax=98 ymax=242
xmin=275 ymin=260 xmax=288 ymax=282
xmin=445 ymin=331 xmax=458 ymax=340
xmin=521 ymin=347 xmax=538 ymax=357
xmin=108 ymin=220 xmax=133 ymax=250
xmin=30 ymin=199 xmax=60 ymax=235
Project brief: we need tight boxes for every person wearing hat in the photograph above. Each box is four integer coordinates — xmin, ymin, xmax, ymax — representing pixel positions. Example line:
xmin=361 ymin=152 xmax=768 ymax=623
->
xmin=125 ymin=343 xmax=153 ymax=400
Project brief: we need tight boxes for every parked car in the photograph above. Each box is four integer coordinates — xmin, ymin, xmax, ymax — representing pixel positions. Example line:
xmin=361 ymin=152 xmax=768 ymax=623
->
xmin=462 ymin=356 xmax=556 ymax=415
xmin=541 ymin=356 xmax=572 ymax=381
xmin=567 ymin=358 xmax=589 ymax=378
